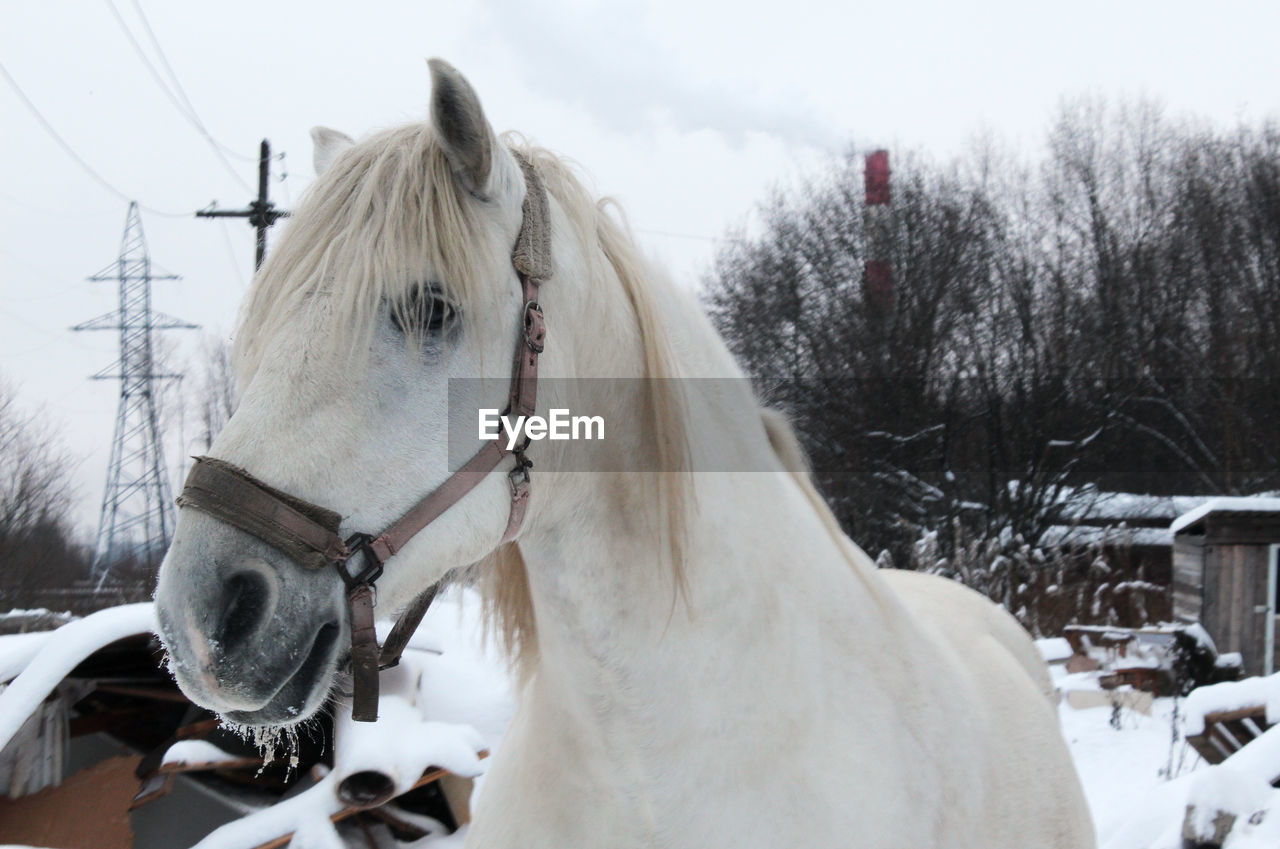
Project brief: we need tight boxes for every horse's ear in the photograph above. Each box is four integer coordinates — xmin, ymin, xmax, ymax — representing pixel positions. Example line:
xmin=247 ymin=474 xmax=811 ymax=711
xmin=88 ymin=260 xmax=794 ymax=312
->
xmin=311 ymin=127 xmax=355 ymax=177
xmin=428 ymin=58 xmax=495 ymax=197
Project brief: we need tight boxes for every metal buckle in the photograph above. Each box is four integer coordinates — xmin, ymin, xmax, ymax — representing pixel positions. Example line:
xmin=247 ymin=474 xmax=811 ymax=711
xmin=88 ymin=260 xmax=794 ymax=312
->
xmin=509 ymin=452 xmax=533 ymax=498
xmin=523 ymin=300 xmax=545 ymax=353
xmin=335 ymin=532 xmax=385 ymax=589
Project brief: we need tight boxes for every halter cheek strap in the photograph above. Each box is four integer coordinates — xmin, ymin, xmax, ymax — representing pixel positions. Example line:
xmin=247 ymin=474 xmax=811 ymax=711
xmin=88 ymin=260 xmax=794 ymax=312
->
xmin=175 ymin=152 xmax=551 ymax=722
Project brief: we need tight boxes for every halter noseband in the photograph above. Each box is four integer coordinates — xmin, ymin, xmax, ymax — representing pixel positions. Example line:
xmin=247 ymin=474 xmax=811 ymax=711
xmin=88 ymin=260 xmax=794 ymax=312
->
xmin=175 ymin=152 xmax=552 ymax=722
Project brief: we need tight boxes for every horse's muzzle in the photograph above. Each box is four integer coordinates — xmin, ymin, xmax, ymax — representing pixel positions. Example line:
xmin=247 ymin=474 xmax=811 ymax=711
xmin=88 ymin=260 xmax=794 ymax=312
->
xmin=155 ymin=533 xmax=348 ymax=726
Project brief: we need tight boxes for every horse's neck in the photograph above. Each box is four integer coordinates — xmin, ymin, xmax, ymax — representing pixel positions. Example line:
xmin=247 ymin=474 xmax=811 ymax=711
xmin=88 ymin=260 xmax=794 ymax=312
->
xmin=514 ymin=280 xmax=897 ymax=778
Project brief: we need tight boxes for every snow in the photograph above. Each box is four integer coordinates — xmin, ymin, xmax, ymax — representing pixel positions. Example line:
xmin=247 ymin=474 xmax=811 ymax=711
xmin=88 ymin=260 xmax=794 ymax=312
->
xmin=0 ymin=630 xmax=56 ymax=683
xmin=1039 ymin=524 xmax=1175 ymax=548
xmin=190 ymin=770 xmax=348 ymax=849
xmin=1182 ymin=622 xmax=1219 ymax=653
xmin=0 ymin=608 xmax=75 ymax=626
xmin=1056 ymin=658 xmax=1280 ymax=849
xmin=1184 ymin=672 xmax=1280 ymax=736
xmin=194 ymin=587 xmax=507 ymax=849
xmin=9 ymin=591 xmax=1280 ymax=848
xmin=1171 ymin=496 xmax=1280 ymax=534
xmin=0 ymin=602 xmax=155 ymax=753
xmin=1183 ymin=765 xmax=1280 ymax=847
xmin=162 ymin=739 xmax=247 ymax=768
xmin=1036 ymin=637 xmax=1073 ymax=663
xmin=1069 ymin=492 xmax=1207 ymax=523
xmin=329 ymin=666 xmax=488 ymax=799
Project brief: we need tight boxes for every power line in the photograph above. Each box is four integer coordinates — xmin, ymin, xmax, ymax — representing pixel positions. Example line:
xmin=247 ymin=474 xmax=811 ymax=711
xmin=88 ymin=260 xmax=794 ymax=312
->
xmin=128 ymin=0 xmax=257 ymax=163
xmin=636 ymin=227 xmax=716 ymax=243
xmin=216 ymin=219 xmax=249 ymax=289
xmin=100 ymin=0 xmax=252 ymax=192
xmin=0 ymin=62 xmax=188 ymax=218
xmin=0 ymin=190 xmax=119 ymax=220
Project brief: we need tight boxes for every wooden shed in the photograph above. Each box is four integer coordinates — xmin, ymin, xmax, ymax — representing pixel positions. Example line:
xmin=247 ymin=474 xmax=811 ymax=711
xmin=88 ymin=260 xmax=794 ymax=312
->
xmin=1172 ymin=497 xmax=1280 ymax=677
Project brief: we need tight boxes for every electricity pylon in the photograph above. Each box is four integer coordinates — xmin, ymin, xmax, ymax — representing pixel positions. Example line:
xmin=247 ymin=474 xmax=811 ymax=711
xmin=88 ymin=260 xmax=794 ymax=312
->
xmin=73 ymin=202 xmax=197 ymax=585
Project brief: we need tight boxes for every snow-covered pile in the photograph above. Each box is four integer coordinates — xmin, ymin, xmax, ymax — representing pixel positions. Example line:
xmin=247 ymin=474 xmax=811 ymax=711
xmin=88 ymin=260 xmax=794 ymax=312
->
xmin=0 ymin=589 xmax=514 ymax=849
xmin=0 ymin=603 xmax=156 ymax=751
xmin=196 ymin=588 xmax=511 ymax=849
xmin=1035 ymin=636 xmax=1072 ymax=664
xmin=1184 ymin=671 xmax=1280 ymax=736
xmin=0 ymin=608 xmax=76 ymax=635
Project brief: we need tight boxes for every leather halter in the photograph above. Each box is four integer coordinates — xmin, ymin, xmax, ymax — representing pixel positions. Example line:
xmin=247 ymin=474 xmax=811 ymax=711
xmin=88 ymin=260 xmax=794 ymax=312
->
xmin=176 ymin=152 xmax=551 ymax=722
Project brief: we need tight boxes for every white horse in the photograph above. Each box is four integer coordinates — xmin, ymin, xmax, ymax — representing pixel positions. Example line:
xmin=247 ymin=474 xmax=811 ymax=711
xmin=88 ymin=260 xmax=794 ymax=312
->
xmin=154 ymin=60 xmax=1094 ymax=848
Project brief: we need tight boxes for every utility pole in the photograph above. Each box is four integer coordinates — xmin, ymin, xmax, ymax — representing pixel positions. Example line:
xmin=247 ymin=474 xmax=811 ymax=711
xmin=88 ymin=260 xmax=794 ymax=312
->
xmin=74 ymin=202 xmax=197 ymax=585
xmin=197 ymin=139 xmax=290 ymax=270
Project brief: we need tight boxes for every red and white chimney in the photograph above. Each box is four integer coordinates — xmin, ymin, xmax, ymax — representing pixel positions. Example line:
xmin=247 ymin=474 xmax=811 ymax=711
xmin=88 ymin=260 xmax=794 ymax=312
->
xmin=863 ymin=149 xmax=893 ymax=315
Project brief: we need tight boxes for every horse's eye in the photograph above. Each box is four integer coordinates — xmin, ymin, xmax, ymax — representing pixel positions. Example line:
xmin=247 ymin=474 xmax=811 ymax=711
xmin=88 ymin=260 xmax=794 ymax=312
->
xmin=391 ymin=287 xmax=457 ymax=335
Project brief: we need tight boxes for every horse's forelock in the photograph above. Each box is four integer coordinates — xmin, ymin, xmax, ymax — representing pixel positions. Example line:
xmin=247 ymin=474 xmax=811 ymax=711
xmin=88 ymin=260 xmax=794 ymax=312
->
xmin=232 ymin=123 xmax=506 ymax=384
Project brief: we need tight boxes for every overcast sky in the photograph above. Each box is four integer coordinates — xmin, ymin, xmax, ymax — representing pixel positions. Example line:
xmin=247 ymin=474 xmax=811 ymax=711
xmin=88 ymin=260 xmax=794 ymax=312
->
xmin=2 ymin=0 xmax=1277 ymax=534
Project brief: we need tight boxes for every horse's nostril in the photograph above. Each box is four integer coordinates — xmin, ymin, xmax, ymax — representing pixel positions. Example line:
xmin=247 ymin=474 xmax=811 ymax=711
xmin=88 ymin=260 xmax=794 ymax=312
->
xmin=216 ymin=571 xmax=270 ymax=655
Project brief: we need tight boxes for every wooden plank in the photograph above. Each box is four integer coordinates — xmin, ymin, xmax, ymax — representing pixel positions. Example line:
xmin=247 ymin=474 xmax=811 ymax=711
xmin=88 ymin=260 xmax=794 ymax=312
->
xmin=1172 ymin=563 xmax=1202 ymax=585
xmin=0 ymin=755 xmax=140 ymax=849
xmin=1206 ymin=520 xmax=1280 ymax=546
xmin=1249 ymin=545 xmax=1270 ymax=677
xmin=157 ymin=756 xmax=263 ymax=776
xmin=1203 ymin=706 xmax=1271 ymax=725
xmin=93 ymin=683 xmax=190 ymax=704
xmin=1229 ymin=546 xmax=1245 ymax=654
xmin=1172 ymin=577 xmax=1202 ymax=623
xmin=69 ymin=708 xmax=149 ymax=739
xmin=1239 ymin=546 xmax=1258 ymax=674
xmin=132 ymin=717 xmax=224 ymax=783
xmin=1172 ymin=577 xmax=1203 ymax=594
xmin=1186 ymin=706 xmax=1274 ymax=766
xmin=1174 ymin=537 xmax=1204 ymax=575
xmin=1203 ymin=544 xmax=1221 ymax=644
xmin=364 ymin=806 xmax=431 ymax=840
xmin=129 ymin=772 xmax=175 ymax=810
xmin=1173 ymin=599 xmax=1200 ymax=623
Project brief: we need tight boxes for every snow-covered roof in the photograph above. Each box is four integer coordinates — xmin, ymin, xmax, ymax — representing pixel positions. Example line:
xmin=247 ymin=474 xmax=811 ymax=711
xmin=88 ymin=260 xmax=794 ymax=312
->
xmin=1064 ymin=492 xmax=1207 ymax=522
xmin=1171 ymin=496 xmax=1280 ymax=535
xmin=1038 ymin=524 xmax=1174 ymax=548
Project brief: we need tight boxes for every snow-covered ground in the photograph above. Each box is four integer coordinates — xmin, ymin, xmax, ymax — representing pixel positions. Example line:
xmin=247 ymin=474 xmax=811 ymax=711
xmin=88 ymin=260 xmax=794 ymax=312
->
xmin=1059 ymin=686 xmax=1196 ymax=847
xmin=1052 ymin=662 xmax=1280 ymax=849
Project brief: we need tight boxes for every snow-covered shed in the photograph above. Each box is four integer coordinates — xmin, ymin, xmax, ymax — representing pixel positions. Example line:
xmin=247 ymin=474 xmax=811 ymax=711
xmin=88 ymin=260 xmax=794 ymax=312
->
xmin=1172 ymin=498 xmax=1280 ymax=677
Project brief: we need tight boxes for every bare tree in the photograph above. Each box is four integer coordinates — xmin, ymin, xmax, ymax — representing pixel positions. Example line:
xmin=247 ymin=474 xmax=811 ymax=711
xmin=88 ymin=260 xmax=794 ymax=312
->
xmin=702 ymin=96 xmax=1280 ymax=585
xmin=0 ymin=383 xmax=73 ymax=542
xmin=193 ymin=334 xmax=238 ymax=450
xmin=0 ymin=379 xmax=91 ymax=608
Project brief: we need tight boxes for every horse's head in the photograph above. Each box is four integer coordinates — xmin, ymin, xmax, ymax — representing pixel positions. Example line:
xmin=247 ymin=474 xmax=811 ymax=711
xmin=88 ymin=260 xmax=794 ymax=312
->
xmin=155 ymin=60 xmax=563 ymax=725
